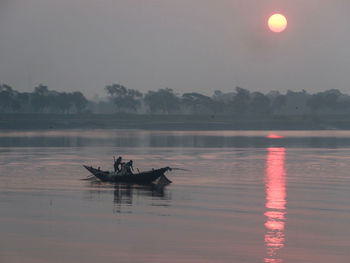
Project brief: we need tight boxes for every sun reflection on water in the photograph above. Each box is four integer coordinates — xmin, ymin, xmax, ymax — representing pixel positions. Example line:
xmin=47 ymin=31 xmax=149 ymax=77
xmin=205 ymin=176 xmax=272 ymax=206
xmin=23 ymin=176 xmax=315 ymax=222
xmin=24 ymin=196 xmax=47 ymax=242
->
xmin=264 ymin=147 xmax=287 ymax=263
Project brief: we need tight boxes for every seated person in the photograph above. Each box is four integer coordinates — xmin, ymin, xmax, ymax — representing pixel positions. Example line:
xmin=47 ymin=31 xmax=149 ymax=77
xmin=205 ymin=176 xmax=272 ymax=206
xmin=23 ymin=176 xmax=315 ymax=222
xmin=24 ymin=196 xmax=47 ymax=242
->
xmin=114 ymin=156 xmax=122 ymax=172
xmin=125 ymin=160 xmax=134 ymax=175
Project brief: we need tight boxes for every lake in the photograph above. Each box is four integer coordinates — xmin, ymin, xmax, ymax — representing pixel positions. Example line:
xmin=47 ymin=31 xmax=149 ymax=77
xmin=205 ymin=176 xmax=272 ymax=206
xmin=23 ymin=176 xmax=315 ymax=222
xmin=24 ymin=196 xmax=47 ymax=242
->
xmin=0 ymin=130 xmax=349 ymax=263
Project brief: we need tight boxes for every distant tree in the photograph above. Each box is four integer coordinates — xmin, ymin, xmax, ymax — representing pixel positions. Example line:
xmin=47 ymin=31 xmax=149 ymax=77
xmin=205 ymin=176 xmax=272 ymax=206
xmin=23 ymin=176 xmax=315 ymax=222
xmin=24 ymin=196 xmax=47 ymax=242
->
xmin=105 ymin=84 xmax=142 ymax=112
xmin=250 ymin=92 xmax=271 ymax=115
xmin=144 ymin=88 xmax=180 ymax=114
xmin=11 ymin=98 xmax=21 ymax=112
xmin=213 ymin=90 xmax=223 ymax=98
xmin=12 ymin=92 xmax=30 ymax=113
xmin=6 ymin=83 xmax=350 ymax=116
xmin=212 ymin=90 xmax=236 ymax=103
xmin=182 ymin=93 xmax=208 ymax=113
xmin=0 ymin=84 xmax=15 ymax=112
xmin=232 ymin=87 xmax=250 ymax=115
xmin=105 ymin=84 xmax=127 ymax=98
xmin=17 ymin=92 xmax=30 ymax=106
xmin=307 ymin=93 xmax=324 ymax=112
xmin=307 ymin=89 xmax=341 ymax=113
xmin=34 ymin=84 xmax=49 ymax=95
xmin=55 ymin=93 xmax=72 ymax=113
xmin=338 ymin=96 xmax=350 ymax=112
xmin=71 ymin=91 xmax=88 ymax=113
xmin=271 ymin=94 xmax=287 ymax=113
xmin=31 ymin=84 xmax=50 ymax=113
xmin=285 ymin=90 xmax=310 ymax=114
xmin=0 ymin=84 xmax=13 ymax=92
xmin=323 ymin=90 xmax=340 ymax=110
xmin=182 ymin=92 xmax=221 ymax=114
xmin=30 ymin=85 xmax=77 ymax=114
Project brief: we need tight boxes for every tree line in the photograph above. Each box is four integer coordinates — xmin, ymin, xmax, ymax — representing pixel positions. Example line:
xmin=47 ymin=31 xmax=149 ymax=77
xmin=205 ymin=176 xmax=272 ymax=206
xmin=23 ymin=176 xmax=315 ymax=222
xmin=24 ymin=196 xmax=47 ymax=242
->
xmin=0 ymin=84 xmax=88 ymax=114
xmin=2 ymin=83 xmax=350 ymax=116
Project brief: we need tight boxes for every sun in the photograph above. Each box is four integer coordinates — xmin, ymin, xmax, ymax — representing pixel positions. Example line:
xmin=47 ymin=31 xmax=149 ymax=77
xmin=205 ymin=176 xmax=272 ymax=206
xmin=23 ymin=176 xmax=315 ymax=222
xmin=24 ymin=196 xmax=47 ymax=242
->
xmin=268 ymin=14 xmax=287 ymax=33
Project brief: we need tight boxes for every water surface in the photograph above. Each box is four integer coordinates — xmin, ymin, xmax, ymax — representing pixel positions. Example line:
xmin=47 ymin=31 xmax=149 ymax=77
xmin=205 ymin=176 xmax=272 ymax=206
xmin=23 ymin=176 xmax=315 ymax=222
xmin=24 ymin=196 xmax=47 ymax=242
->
xmin=0 ymin=130 xmax=349 ymax=262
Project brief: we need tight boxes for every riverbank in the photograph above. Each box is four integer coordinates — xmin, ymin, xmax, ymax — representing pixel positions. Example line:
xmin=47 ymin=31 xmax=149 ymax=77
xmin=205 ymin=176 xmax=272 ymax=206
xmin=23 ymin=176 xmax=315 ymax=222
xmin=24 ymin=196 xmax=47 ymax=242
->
xmin=0 ymin=113 xmax=349 ymax=130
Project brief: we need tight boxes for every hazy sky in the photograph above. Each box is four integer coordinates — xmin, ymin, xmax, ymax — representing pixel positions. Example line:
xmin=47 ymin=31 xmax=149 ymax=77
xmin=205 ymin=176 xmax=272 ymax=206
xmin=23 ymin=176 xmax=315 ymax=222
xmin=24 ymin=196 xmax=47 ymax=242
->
xmin=1 ymin=0 xmax=350 ymax=98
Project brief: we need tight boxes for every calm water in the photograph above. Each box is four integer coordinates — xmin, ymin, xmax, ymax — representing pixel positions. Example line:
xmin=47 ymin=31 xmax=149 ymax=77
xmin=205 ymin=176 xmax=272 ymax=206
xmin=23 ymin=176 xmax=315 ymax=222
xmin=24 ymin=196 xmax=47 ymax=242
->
xmin=0 ymin=130 xmax=349 ymax=263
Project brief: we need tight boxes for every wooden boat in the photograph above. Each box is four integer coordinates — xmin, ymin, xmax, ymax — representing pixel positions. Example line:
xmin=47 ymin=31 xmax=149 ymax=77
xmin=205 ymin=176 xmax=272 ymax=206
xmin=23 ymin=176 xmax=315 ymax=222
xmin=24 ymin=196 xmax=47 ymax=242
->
xmin=83 ymin=165 xmax=172 ymax=184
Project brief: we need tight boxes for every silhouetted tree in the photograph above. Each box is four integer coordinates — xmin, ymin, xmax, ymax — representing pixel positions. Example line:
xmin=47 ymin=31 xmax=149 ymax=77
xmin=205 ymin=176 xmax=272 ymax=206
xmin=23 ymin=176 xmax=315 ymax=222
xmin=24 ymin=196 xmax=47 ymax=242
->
xmin=55 ymin=93 xmax=72 ymax=113
xmin=232 ymin=87 xmax=250 ymax=115
xmin=307 ymin=90 xmax=340 ymax=112
xmin=271 ymin=94 xmax=287 ymax=113
xmin=4 ymin=83 xmax=350 ymax=116
xmin=105 ymin=84 xmax=142 ymax=112
xmin=71 ymin=91 xmax=88 ymax=113
xmin=182 ymin=93 xmax=215 ymax=114
xmin=17 ymin=92 xmax=30 ymax=106
xmin=0 ymin=84 xmax=15 ymax=112
xmin=34 ymin=84 xmax=49 ymax=95
xmin=250 ymin=92 xmax=271 ymax=115
xmin=213 ymin=90 xmax=223 ymax=99
xmin=338 ymin=96 xmax=350 ymax=112
xmin=105 ymin=84 xmax=127 ymax=98
xmin=144 ymin=88 xmax=180 ymax=114
xmin=323 ymin=90 xmax=340 ymax=110
xmin=285 ymin=90 xmax=310 ymax=114
xmin=307 ymin=93 xmax=324 ymax=112
xmin=31 ymin=84 xmax=50 ymax=112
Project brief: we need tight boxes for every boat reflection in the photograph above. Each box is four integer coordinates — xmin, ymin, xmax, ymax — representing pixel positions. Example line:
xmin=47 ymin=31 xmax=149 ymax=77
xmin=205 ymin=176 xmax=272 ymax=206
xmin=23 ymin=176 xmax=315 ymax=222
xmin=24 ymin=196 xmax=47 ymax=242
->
xmin=87 ymin=182 xmax=171 ymax=214
xmin=113 ymin=183 xmax=170 ymax=204
xmin=264 ymin=147 xmax=287 ymax=263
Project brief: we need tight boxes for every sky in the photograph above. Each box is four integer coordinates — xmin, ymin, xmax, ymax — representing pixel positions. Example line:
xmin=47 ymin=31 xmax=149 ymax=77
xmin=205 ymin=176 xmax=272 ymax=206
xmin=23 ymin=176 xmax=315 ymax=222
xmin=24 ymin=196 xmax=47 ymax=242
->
xmin=0 ymin=0 xmax=350 ymax=98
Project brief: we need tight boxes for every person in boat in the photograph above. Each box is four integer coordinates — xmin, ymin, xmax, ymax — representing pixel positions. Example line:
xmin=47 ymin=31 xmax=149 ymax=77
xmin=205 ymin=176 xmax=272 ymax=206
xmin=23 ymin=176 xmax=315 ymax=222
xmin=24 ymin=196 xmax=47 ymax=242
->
xmin=119 ymin=162 xmax=127 ymax=175
xmin=114 ymin=156 xmax=122 ymax=172
xmin=125 ymin=160 xmax=134 ymax=175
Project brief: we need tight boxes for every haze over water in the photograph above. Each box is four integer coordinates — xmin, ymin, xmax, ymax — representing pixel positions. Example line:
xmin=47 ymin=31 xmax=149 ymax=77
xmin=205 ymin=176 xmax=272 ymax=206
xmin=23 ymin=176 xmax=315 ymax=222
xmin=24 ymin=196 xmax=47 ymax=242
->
xmin=0 ymin=130 xmax=349 ymax=262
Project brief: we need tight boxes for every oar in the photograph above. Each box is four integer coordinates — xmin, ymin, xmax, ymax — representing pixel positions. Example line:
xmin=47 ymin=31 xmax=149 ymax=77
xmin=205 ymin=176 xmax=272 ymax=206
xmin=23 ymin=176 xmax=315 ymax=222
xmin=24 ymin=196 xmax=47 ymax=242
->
xmin=170 ymin=167 xmax=191 ymax=172
xmin=80 ymin=176 xmax=96 ymax=181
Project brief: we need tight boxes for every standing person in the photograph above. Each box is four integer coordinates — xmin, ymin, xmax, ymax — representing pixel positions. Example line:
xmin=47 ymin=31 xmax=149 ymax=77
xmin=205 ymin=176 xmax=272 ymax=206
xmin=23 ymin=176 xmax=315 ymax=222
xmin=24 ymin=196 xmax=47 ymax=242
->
xmin=114 ymin=156 xmax=122 ymax=172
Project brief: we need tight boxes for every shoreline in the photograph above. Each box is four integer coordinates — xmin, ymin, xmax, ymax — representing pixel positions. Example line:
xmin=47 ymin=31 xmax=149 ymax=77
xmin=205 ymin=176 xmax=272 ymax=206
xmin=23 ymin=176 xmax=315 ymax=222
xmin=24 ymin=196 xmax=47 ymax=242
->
xmin=0 ymin=113 xmax=349 ymax=131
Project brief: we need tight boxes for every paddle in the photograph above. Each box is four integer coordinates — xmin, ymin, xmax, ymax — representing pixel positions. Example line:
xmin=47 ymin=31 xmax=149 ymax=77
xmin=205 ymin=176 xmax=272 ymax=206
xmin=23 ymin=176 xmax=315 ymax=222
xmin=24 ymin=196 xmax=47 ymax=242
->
xmin=170 ymin=167 xmax=191 ymax=172
xmin=80 ymin=176 xmax=96 ymax=181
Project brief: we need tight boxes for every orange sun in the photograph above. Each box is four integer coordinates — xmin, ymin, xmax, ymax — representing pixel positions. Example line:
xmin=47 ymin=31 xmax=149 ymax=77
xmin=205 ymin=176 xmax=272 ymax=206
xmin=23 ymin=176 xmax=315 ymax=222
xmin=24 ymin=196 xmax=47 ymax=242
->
xmin=268 ymin=14 xmax=287 ymax=33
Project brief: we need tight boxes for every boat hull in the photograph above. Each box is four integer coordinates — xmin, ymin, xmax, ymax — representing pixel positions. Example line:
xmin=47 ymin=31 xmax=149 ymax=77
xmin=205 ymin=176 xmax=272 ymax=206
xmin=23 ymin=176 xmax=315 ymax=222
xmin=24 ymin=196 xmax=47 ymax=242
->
xmin=83 ymin=165 xmax=171 ymax=184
